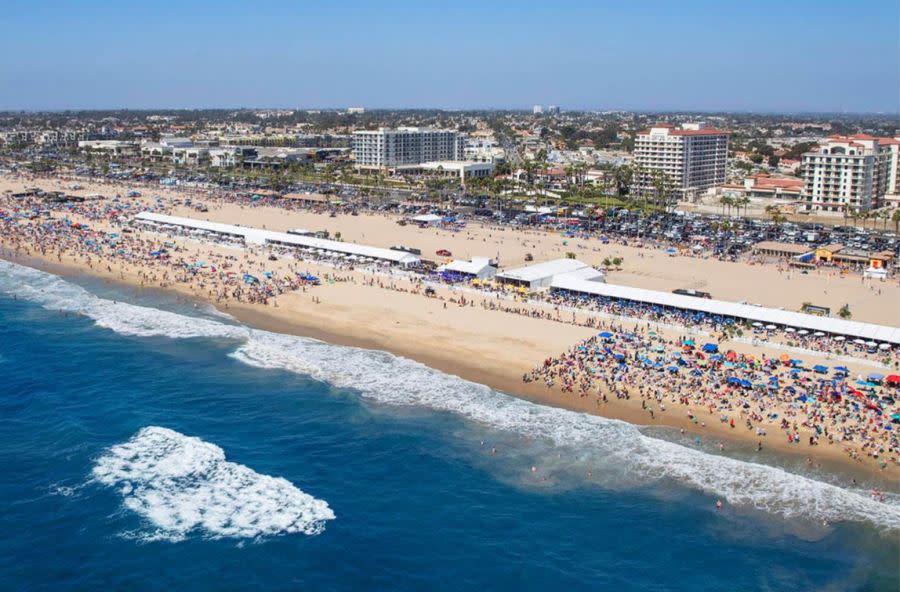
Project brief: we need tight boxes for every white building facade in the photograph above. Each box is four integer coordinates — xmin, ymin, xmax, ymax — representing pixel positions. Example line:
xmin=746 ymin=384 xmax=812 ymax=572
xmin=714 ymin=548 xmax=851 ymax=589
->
xmin=632 ymin=123 xmax=729 ymax=202
xmin=352 ymin=127 xmax=464 ymax=170
xmin=800 ymin=135 xmax=894 ymax=213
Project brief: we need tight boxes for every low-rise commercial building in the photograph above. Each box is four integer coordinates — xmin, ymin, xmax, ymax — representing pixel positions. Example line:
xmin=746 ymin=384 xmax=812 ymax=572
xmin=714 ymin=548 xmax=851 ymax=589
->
xmin=718 ymin=174 xmax=804 ymax=201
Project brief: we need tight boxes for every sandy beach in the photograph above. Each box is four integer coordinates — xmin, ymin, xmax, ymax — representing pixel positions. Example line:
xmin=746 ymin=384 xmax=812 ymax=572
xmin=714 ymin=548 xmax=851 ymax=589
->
xmin=2 ymin=172 xmax=899 ymax=484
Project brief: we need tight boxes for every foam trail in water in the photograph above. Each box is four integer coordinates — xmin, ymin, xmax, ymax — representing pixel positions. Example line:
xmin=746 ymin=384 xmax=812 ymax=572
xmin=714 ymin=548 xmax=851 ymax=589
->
xmin=4 ymin=260 xmax=898 ymax=531
xmin=92 ymin=426 xmax=335 ymax=542
xmin=0 ymin=259 xmax=247 ymax=339
xmin=232 ymin=332 xmax=900 ymax=532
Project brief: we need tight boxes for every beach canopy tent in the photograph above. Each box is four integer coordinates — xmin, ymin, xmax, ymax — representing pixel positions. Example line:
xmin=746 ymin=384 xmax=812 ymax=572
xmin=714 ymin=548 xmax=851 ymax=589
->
xmin=702 ymin=343 xmax=719 ymax=353
xmin=437 ymin=257 xmax=497 ymax=280
xmin=497 ymin=259 xmax=596 ymax=290
xmin=411 ymin=214 xmax=442 ymax=225
xmin=134 ymin=212 xmax=420 ymax=267
xmin=549 ymin=274 xmax=900 ymax=345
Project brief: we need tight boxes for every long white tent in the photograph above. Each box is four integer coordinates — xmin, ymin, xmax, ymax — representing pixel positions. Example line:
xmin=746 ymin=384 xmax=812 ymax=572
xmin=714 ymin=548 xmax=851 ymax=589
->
xmin=134 ymin=212 xmax=420 ymax=267
xmin=497 ymin=259 xmax=594 ymax=290
xmin=551 ymin=274 xmax=900 ymax=345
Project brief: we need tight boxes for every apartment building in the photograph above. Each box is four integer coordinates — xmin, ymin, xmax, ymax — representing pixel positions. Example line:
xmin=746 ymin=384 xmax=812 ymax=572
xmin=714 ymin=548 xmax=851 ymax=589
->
xmin=352 ymin=127 xmax=464 ymax=171
xmin=800 ymin=135 xmax=895 ymax=214
xmin=631 ymin=123 xmax=729 ymax=202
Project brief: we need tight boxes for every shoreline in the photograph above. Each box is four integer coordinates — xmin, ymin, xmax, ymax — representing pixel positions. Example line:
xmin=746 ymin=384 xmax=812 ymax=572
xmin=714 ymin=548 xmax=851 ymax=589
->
xmin=3 ymin=250 xmax=895 ymax=487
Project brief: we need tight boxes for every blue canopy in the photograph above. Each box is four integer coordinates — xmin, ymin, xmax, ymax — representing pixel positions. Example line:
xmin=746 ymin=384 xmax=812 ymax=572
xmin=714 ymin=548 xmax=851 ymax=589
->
xmin=834 ymin=366 xmax=849 ymax=373
xmin=598 ymin=331 xmax=614 ymax=339
xmin=868 ymin=373 xmax=885 ymax=382
xmin=702 ymin=343 xmax=718 ymax=353
xmin=813 ymin=365 xmax=828 ymax=373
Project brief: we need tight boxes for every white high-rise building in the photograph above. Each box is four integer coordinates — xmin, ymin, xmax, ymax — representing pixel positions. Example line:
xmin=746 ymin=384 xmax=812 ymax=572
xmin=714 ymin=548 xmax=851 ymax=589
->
xmin=532 ymin=105 xmax=543 ymax=115
xmin=352 ymin=127 xmax=464 ymax=170
xmin=546 ymin=105 xmax=560 ymax=115
xmin=631 ymin=123 xmax=729 ymax=202
xmin=800 ymin=135 xmax=895 ymax=214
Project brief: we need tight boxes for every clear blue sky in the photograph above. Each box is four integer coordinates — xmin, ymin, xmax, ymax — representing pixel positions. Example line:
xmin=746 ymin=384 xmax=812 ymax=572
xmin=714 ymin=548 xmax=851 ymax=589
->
xmin=2 ymin=0 xmax=897 ymax=113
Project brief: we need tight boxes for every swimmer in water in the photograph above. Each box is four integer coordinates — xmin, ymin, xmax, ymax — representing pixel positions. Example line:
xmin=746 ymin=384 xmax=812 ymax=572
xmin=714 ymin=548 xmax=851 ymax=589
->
xmin=715 ymin=500 xmax=723 ymax=510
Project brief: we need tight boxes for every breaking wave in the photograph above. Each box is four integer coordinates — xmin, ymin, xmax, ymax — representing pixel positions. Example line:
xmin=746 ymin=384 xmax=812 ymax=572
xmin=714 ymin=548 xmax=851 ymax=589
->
xmin=0 ymin=259 xmax=247 ymax=339
xmin=92 ymin=426 xmax=335 ymax=542
xmin=4 ymin=259 xmax=899 ymax=531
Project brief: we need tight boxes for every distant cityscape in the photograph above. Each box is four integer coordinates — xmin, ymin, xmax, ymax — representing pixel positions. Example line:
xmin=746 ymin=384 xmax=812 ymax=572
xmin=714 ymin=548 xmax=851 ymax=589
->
xmin=2 ymin=107 xmax=898 ymax=221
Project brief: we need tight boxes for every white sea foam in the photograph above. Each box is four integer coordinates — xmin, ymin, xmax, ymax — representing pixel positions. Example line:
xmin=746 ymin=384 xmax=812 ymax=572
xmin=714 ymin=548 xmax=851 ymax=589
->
xmin=0 ymin=259 xmax=247 ymax=340
xmin=4 ymin=260 xmax=899 ymax=531
xmin=92 ymin=426 xmax=335 ymax=542
xmin=232 ymin=332 xmax=900 ymax=531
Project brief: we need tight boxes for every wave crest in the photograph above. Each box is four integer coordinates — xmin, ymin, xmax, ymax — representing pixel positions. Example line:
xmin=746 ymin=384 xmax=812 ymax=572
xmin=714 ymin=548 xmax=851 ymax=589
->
xmin=92 ymin=426 xmax=335 ymax=542
xmin=4 ymin=260 xmax=898 ymax=531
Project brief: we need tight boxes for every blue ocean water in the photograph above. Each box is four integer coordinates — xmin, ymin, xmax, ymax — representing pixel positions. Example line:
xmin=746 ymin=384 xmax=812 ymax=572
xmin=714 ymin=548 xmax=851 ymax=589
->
xmin=0 ymin=260 xmax=897 ymax=591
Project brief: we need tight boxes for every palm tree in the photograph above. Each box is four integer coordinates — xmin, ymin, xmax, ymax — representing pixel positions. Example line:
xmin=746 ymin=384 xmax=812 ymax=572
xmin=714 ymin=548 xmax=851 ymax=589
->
xmin=720 ymin=196 xmax=734 ymax=217
xmin=765 ymin=204 xmax=786 ymax=231
xmin=631 ymin=163 xmax=645 ymax=204
xmin=650 ymin=169 xmax=674 ymax=212
xmin=612 ymin=164 xmax=633 ymax=198
xmin=892 ymin=209 xmax=900 ymax=234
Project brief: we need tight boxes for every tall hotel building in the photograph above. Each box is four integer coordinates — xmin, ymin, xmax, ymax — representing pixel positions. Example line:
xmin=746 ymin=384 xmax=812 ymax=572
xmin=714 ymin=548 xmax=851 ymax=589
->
xmin=632 ymin=123 xmax=729 ymax=202
xmin=352 ymin=127 xmax=464 ymax=171
xmin=801 ymin=135 xmax=897 ymax=214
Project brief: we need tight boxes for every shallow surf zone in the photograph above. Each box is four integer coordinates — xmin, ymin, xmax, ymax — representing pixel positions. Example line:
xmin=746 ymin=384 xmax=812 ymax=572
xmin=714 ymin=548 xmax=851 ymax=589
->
xmin=0 ymin=259 xmax=247 ymax=340
xmin=232 ymin=333 xmax=900 ymax=532
xmin=4 ymin=260 xmax=899 ymax=533
xmin=92 ymin=427 xmax=335 ymax=542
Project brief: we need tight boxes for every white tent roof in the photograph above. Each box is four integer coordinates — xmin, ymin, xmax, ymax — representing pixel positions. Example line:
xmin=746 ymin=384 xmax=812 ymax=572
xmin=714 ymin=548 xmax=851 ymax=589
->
xmin=134 ymin=212 xmax=420 ymax=265
xmin=554 ymin=266 xmax=605 ymax=282
xmin=438 ymin=257 xmax=496 ymax=275
xmin=550 ymin=275 xmax=900 ymax=345
xmin=498 ymin=259 xmax=589 ymax=283
xmin=411 ymin=214 xmax=442 ymax=223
